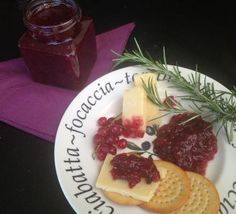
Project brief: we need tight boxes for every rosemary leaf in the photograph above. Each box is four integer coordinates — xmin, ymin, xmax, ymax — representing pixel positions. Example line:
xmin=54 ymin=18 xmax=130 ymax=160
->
xmin=113 ymin=39 xmax=236 ymax=143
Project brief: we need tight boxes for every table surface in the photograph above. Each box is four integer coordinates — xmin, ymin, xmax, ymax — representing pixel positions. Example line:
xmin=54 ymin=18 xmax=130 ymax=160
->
xmin=1 ymin=1 xmax=236 ymax=213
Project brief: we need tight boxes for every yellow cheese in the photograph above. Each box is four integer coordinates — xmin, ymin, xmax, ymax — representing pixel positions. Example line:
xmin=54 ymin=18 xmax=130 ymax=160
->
xmin=133 ymin=72 xmax=158 ymax=86
xmin=96 ymin=154 xmax=160 ymax=202
xmin=122 ymin=86 xmax=146 ymax=132
xmin=134 ymin=72 xmax=160 ymax=125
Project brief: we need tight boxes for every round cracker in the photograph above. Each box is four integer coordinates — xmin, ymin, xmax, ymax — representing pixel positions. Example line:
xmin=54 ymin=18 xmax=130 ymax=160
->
xmin=168 ymin=171 xmax=220 ymax=214
xmin=103 ymin=191 xmax=143 ymax=206
xmin=140 ymin=160 xmax=191 ymax=213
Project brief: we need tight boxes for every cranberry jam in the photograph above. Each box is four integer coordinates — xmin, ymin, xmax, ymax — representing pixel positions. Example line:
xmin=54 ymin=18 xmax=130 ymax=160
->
xmin=110 ymin=153 xmax=160 ymax=188
xmin=153 ymin=113 xmax=218 ymax=175
xmin=19 ymin=0 xmax=97 ymax=90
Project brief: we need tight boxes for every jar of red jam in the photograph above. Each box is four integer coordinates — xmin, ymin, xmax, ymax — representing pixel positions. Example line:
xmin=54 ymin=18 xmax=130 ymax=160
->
xmin=18 ymin=0 xmax=97 ymax=90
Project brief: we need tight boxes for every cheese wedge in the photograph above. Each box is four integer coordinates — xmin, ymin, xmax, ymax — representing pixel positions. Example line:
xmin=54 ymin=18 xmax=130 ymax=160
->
xmin=96 ymin=154 xmax=160 ymax=202
xmin=134 ymin=72 xmax=160 ymax=125
xmin=133 ymin=72 xmax=158 ymax=86
xmin=122 ymin=86 xmax=146 ymax=136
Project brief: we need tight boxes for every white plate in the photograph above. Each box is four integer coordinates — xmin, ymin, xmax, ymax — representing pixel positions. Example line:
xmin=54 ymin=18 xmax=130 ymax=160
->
xmin=55 ymin=66 xmax=236 ymax=214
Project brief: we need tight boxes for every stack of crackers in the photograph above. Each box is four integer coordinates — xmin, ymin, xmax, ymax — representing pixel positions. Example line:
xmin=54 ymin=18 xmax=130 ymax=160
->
xmin=97 ymin=157 xmax=220 ymax=214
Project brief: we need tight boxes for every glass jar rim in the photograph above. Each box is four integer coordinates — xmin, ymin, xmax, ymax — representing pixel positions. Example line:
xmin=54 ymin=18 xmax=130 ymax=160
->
xmin=23 ymin=0 xmax=82 ymax=31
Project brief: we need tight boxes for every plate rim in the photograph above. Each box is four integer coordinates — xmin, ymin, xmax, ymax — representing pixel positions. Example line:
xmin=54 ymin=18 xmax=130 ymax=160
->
xmin=54 ymin=65 xmax=234 ymax=214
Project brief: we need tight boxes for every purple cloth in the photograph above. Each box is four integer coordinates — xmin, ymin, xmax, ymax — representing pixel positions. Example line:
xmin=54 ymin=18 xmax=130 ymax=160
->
xmin=0 ymin=23 xmax=135 ymax=142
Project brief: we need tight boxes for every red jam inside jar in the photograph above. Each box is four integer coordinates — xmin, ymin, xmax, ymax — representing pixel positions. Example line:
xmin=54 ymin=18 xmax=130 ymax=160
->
xmin=110 ymin=153 xmax=160 ymax=188
xmin=153 ymin=113 xmax=218 ymax=175
xmin=18 ymin=0 xmax=97 ymax=90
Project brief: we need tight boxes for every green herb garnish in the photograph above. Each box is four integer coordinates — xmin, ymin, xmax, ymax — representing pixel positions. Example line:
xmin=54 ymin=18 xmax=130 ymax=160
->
xmin=113 ymin=39 xmax=236 ymax=143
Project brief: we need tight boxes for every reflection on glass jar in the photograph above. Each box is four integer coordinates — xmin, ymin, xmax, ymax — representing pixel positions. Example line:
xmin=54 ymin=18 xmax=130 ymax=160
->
xmin=18 ymin=0 xmax=97 ymax=90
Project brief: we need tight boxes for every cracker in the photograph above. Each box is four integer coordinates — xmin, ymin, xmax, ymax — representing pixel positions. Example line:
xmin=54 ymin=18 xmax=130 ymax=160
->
xmin=103 ymin=191 xmax=144 ymax=206
xmin=168 ymin=171 xmax=220 ymax=214
xmin=140 ymin=160 xmax=191 ymax=213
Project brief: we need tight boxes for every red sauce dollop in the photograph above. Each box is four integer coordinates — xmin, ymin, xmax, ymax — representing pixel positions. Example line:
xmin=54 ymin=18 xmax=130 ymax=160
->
xmin=153 ymin=113 xmax=217 ymax=175
xmin=110 ymin=153 xmax=160 ymax=188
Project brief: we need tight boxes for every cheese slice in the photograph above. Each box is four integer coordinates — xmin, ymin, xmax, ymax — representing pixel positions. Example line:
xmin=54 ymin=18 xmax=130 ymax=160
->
xmin=133 ymin=72 xmax=158 ymax=86
xmin=96 ymin=154 xmax=160 ymax=202
xmin=122 ymin=86 xmax=146 ymax=132
xmin=134 ymin=72 xmax=160 ymax=125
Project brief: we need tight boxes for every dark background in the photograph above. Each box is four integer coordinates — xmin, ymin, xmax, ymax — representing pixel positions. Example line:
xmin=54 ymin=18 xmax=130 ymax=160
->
xmin=1 ymin=0 xmax=236 ymax=213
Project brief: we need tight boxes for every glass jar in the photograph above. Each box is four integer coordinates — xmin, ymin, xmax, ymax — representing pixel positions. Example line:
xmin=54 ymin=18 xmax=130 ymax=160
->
xmin=18 ymin=0 xmax=97 ymax=90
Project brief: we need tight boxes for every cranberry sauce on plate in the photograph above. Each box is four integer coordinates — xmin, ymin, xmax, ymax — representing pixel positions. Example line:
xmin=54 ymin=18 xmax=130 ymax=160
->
xmin=110 ymin=153 xmax=160 ymax=188
xmin=153 ymin=113 xmax=217 ymax=175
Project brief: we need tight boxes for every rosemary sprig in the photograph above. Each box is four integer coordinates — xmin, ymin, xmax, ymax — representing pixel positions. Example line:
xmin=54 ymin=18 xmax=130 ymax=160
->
xmin=114 ymin=39 xmax=236 ymax=143
xmin=142 ymin=77 xmax=204 ymax=121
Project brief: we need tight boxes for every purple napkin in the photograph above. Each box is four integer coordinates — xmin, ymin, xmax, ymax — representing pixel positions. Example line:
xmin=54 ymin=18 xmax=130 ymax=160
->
xmin=0 ymin=23 xmax=135 ymax=142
